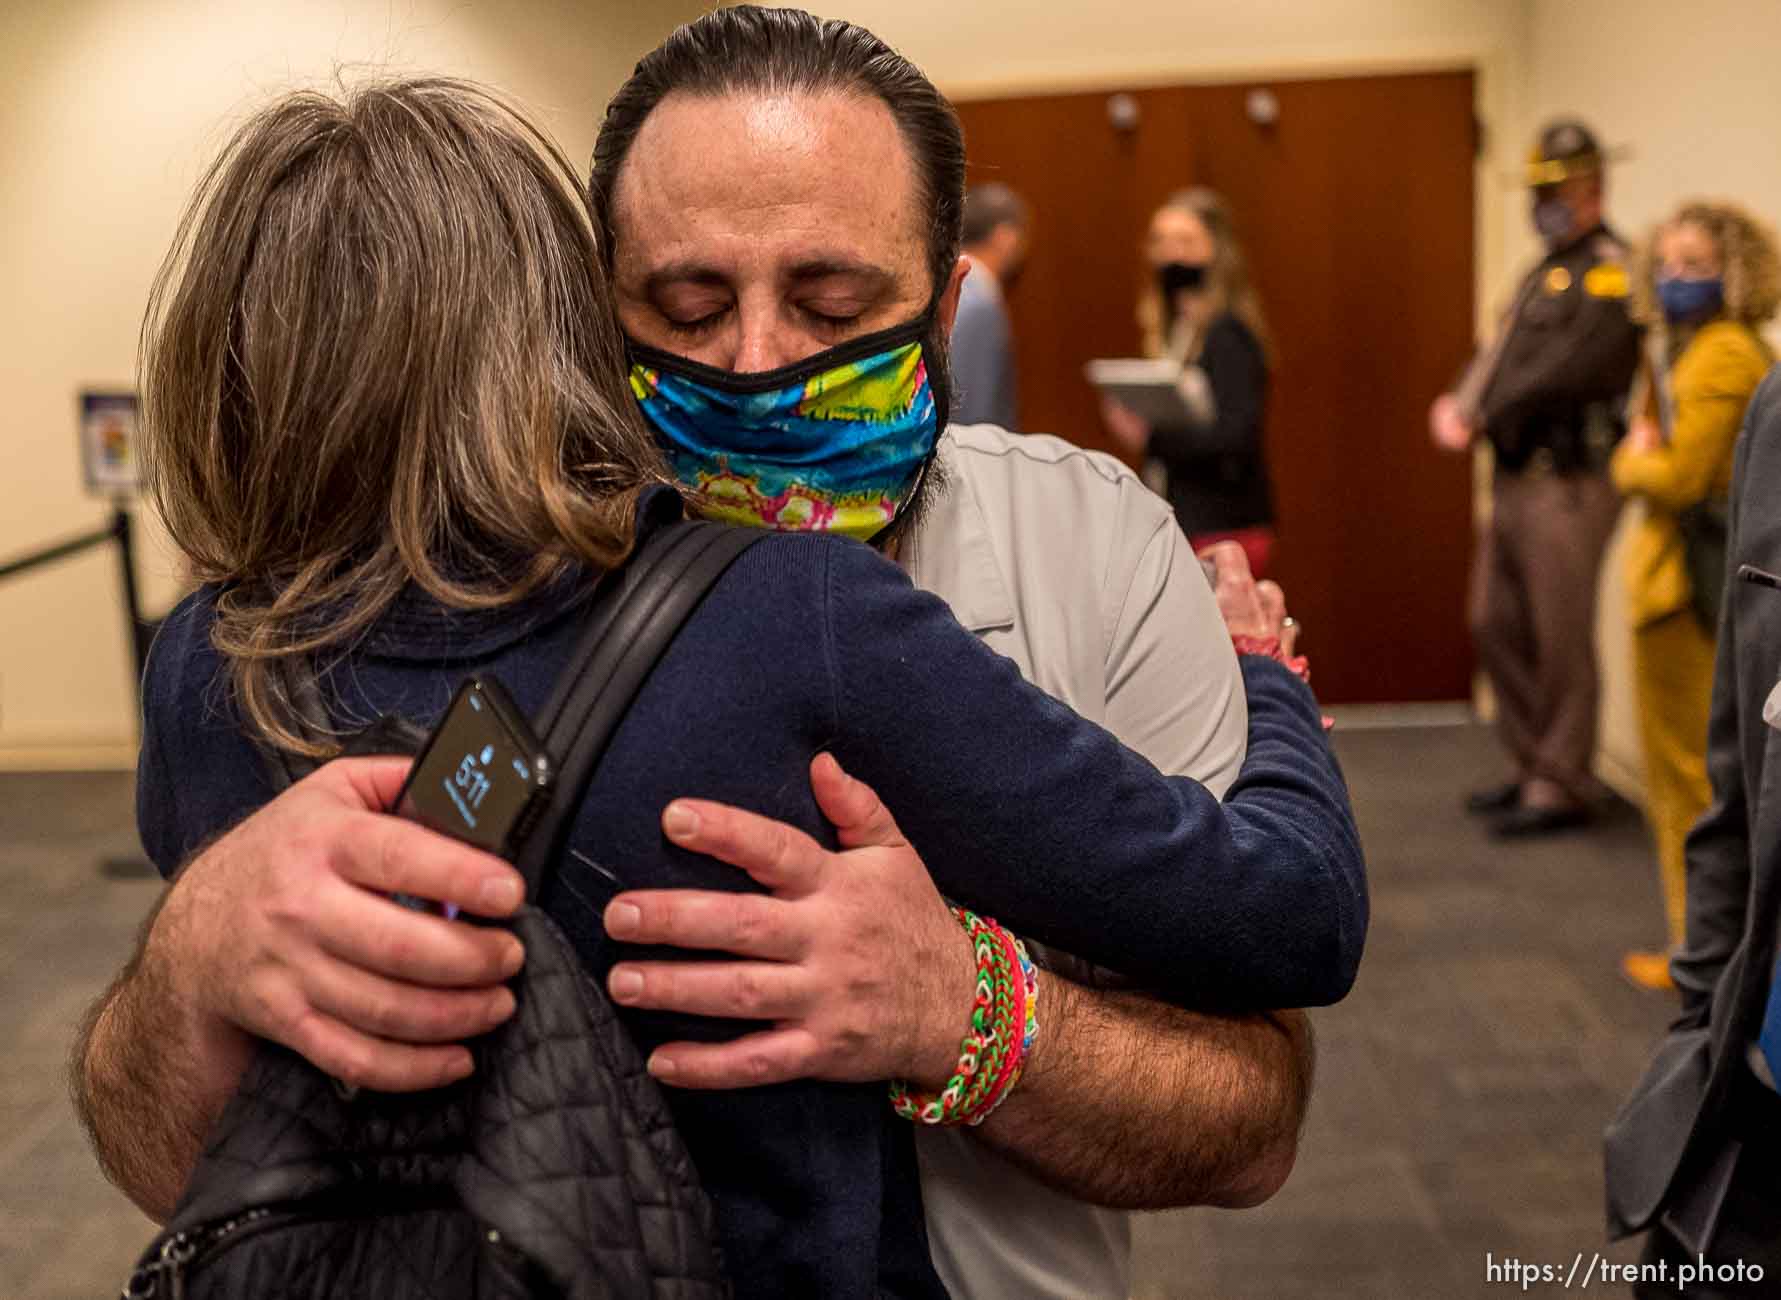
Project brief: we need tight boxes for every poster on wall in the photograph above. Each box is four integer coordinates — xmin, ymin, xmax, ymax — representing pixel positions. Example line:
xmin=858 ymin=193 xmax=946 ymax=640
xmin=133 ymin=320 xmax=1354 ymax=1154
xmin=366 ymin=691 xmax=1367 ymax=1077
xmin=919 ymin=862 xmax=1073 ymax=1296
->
xmin=79 ymin=390 xmax=140 ymax=495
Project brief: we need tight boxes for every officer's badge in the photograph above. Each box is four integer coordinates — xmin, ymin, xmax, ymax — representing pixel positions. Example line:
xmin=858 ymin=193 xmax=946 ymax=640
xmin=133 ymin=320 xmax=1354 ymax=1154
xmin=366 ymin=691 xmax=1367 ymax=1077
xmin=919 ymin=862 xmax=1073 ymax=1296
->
xmin=1584 ymin=263 xmax=1630 ymax=298
xmin=1544 ymin=266 xmax=1572 ymax=295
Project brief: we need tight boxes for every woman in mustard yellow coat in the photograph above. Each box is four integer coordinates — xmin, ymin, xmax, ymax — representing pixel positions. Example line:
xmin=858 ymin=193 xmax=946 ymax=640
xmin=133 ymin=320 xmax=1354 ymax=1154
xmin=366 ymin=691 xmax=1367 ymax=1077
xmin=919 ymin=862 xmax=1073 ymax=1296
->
xmin=1613 ymin=200 xmax=1778 ymax=990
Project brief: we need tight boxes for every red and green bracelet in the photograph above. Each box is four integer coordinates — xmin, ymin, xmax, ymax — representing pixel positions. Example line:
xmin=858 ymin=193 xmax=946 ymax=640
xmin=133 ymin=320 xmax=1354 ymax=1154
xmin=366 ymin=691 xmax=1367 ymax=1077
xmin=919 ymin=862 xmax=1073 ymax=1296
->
xmin=953 ymin=920 xmax=1023 ymax=1121
xmin=888 ymin=907 xmax=1038 ymax=1127
xmin=963 ymin=925 xmax=1038 ymax=1127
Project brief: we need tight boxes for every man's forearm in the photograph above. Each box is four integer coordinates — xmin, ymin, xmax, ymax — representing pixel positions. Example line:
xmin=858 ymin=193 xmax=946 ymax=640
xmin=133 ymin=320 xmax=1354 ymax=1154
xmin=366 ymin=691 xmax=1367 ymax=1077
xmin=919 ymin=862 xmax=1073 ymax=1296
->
xmin=71 ymin=887 xmax=252 ymax=1222
xmin=972 ymin=973 xmax=1312 ymax=1210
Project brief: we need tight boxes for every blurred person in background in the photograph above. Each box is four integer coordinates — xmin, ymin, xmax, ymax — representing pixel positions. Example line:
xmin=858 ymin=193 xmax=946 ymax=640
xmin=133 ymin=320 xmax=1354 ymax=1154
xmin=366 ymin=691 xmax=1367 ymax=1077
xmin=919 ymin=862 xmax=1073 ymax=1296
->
xmin=1613 ymin=201 xmax=1778 ymax=991
xmin=952 ymin=181 xmax=1028 ymax=429
xmin=1607 ymin=364 xmax=1781 ymax=1296
xmin=1430 ymin=120 xmax=1641 ymax=838
xmin=1102 ymin=187 xmax=1276 ymax=576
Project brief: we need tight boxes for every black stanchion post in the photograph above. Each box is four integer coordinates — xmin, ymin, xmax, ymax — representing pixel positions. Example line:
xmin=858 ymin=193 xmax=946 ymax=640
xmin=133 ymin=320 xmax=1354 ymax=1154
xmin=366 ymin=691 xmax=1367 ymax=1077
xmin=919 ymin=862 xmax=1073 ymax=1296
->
xmin=0 ymin=505 xmax=161 ymax=878
xmin=109 ymin=505 xmax=154 ymax=683
xmin=104 ymin=504 xmax=157 ymax=879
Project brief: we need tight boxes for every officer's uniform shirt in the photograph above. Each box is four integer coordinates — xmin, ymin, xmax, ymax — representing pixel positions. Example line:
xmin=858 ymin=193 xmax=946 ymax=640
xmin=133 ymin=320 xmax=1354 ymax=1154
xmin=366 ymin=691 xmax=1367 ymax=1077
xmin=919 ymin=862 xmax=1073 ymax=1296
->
xmin=1474 ymin=224 xmax=1642 ymax=473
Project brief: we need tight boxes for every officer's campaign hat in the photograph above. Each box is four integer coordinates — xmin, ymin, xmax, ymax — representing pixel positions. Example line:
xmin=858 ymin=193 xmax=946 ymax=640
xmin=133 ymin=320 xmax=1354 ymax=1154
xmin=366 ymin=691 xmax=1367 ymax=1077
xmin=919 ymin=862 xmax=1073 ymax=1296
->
xmin=1525 ymin=119 xmax=1607 ymax=188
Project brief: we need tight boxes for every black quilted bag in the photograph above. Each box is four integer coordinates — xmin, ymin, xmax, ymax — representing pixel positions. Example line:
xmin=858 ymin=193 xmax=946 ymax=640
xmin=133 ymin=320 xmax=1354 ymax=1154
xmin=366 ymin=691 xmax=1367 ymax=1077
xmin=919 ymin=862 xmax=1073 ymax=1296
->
xmin=122 ymin=516 xmax=759 ymax=1299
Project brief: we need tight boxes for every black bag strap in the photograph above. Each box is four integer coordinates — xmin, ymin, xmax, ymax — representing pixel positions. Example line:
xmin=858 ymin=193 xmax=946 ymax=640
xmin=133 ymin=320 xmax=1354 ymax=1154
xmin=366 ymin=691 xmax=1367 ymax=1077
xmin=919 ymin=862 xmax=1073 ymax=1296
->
xmin=513 ymin=515 xmax=762 ymax=901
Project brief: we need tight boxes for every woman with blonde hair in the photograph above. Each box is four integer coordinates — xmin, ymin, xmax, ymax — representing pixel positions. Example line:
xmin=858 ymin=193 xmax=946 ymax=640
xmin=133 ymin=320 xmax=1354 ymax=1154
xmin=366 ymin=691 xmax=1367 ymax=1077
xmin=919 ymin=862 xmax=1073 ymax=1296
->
xmin=1103 ymin=187 xmax=1277 ymax=574
xmin=1613 ymin=199 xmax=1779 ymax=990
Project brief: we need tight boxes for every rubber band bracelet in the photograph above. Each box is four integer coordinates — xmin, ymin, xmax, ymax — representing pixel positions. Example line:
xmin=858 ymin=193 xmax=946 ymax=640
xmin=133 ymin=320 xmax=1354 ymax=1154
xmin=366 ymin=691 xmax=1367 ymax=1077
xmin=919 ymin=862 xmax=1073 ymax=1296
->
xmin=888 ymin=909 xmax=999 ymax=1125
xmin=960 ymin=926 xmax=1039 ymax=1127
xmin=889 ymin=907 xmax=1036 ymax=1127
xmin=954 ymin=921 xmax=1024 ymax=1121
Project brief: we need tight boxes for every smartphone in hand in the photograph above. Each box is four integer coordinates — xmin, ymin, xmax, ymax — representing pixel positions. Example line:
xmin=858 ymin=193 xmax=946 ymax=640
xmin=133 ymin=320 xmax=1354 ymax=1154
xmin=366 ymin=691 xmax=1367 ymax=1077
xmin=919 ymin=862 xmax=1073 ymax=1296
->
xmin=390 ymin=677 xmax=553 ymax=915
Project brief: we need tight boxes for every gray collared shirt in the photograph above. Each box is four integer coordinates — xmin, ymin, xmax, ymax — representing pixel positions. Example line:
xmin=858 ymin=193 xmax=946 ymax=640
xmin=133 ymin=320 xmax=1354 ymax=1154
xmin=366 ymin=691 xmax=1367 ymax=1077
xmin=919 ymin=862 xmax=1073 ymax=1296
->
xmin=900 ymin=423 xmax=1247 ymax=1300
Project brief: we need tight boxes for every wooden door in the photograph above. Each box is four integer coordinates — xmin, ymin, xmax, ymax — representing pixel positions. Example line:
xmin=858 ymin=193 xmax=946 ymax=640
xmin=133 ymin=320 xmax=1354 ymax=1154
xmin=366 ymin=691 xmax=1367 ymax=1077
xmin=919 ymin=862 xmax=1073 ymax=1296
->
xmin=954 ymin=71 xmax=1476 ymax=703
xmin=951 ymin=93 xmax=1156 ymax=445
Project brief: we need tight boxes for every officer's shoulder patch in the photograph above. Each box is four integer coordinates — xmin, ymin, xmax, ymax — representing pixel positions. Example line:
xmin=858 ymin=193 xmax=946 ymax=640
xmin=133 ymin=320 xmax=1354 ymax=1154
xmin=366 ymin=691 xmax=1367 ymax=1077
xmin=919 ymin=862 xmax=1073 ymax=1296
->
xmin=1584 ymin=263 xmax=1629 ymax=298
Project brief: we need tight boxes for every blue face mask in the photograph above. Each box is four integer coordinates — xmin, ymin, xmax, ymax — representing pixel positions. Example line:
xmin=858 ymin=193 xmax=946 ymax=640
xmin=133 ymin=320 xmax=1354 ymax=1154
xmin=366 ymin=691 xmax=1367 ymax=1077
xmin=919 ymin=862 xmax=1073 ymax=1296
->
xmin=627 ymin=314 xmax=947 ymax=541
xmin=1658 ymin=276 xmax=1724 ymax=324
xmin=1532 ymin=196 xmax=1575 ymax=248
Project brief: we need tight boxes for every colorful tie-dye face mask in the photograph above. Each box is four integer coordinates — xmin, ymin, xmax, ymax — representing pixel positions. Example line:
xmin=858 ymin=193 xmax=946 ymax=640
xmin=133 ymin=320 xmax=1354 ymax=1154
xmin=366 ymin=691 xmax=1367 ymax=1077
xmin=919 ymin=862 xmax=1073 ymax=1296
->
xmin=627 ymin=315 xmax=947 ymax=541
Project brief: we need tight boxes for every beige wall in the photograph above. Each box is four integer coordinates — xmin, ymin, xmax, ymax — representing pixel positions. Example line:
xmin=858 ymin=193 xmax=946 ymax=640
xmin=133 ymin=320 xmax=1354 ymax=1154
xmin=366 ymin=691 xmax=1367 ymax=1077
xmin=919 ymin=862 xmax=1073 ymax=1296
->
xmin=1523 ymin=0 xmax=1781 ymax=796
xmin=1529 ymin=0 xmax=1781 ymax=246
xmin=0 ymin=0 xmax=701 ymax=767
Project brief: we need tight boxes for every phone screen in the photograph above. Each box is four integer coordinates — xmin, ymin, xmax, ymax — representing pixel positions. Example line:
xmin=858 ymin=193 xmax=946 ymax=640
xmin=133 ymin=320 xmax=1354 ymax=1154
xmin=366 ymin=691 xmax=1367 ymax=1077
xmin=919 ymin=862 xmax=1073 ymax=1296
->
xmin=391 ymin=680 xmax=551 ymax=913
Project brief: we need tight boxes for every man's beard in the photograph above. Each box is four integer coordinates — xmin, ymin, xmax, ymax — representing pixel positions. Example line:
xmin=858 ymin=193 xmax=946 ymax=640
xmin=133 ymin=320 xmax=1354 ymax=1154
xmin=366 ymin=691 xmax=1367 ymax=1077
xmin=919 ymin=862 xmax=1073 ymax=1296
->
xmin=873 ymin=317 xmax=953 ymax=555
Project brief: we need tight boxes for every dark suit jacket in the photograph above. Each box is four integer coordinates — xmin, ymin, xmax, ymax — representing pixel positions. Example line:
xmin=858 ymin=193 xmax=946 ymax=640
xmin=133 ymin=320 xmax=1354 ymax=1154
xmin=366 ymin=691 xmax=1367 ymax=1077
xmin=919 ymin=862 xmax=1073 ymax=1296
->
xmin=1605 ymin=365 xmax=1781 ymax=1241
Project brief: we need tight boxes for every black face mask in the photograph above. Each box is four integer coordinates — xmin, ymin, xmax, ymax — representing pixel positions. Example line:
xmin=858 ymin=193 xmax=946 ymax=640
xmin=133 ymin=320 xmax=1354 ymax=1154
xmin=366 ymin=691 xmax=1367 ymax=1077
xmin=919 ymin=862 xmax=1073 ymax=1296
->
xmin=1156 ymin=261 xmax=1209 ymax=302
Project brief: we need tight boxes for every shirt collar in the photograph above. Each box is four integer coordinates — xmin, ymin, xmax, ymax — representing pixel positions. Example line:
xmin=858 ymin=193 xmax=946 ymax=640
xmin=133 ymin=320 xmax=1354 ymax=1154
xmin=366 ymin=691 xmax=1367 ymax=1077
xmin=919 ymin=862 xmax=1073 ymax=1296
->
xmin=901 ymin=432 xmax=1015 ymax=634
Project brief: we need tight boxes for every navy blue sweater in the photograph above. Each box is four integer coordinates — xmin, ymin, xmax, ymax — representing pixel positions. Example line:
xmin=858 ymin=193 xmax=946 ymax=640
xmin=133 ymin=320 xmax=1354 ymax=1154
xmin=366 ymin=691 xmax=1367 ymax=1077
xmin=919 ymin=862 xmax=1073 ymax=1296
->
xmin=139 ymin=521 xmax=1365 ymax=1298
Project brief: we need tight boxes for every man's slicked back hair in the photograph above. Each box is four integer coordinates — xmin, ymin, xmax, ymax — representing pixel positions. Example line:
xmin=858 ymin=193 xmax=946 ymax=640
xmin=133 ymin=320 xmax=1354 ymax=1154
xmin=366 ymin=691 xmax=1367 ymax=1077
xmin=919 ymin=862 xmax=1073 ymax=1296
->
xmin=590 ymin=5 xmax=965 ymax=294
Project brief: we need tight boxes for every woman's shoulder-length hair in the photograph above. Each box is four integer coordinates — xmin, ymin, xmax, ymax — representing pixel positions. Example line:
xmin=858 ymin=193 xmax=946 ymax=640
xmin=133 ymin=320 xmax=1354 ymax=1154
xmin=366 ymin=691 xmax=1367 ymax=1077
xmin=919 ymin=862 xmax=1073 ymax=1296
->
xmin=140 ymin=76 xmax=668 ymax=755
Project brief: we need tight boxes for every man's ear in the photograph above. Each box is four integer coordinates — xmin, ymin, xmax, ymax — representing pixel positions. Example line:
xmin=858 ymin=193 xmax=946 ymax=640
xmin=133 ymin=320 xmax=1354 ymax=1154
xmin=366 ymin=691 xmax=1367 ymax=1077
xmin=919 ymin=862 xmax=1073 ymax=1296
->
xmin=937 ymin=255 xmax=971 ymax=337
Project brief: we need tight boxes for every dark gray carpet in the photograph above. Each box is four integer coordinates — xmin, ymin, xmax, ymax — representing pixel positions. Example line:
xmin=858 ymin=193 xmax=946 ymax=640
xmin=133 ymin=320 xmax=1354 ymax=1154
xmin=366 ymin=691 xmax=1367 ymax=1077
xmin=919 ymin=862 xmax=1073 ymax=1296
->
xmin=0 ymin=771 xmax=161 ymax=1300
xmin=1 ymin=726 xmax=1679 ymax=1297
xmin=1132 ymin=724 xmax=1675 ymax=1299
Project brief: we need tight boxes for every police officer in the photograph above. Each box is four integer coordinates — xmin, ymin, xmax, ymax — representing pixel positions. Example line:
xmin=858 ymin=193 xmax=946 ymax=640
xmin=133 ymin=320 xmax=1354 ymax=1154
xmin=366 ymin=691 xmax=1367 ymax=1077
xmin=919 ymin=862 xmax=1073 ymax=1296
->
xmin=1431 ymin=119 xmax=1641 ymax=837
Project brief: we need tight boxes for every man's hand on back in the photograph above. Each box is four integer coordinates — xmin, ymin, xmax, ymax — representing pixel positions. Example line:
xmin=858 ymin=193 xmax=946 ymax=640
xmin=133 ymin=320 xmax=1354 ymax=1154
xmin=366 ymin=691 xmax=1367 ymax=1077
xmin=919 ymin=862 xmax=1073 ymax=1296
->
xmin=602 ymin=753 xmax=975 ymax=1090
xmin=603 ymin=755 xmax=1312 ymax=1210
